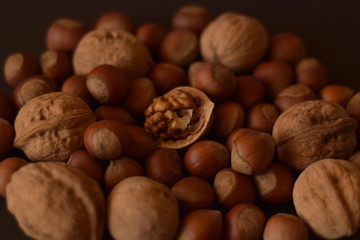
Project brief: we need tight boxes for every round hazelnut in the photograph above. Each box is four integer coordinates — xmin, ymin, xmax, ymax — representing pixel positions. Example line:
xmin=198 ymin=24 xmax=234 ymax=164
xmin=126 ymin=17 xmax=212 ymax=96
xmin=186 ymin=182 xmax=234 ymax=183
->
xmin=200 ymin=12 xmax=268 ymax=72
xmin=246 ymin=103 xmax=279 ymax=134
xmin=346 ymin=92 xmax=360 ymax=125
xmin=320 ymin=84 xmax=355 ymax=107
xmin=40 ymin=50 xmax=72 ymax=83
xmin=0 ymin=118 xmax=15 ymax=158
xmin=83 ymin=120 xmax=130 ymax=160
xmin=295 ymin=57 xmax=328 ymax=91
xmin=95 ymin=11 xmax=134 ymax=32
xmin=349 ymin=151 xmax=360 ymax=168
xmin=188 ymin=61 xmax=206 ymax=86
xmin=61 ymin=75 xmax=98 ymax=107
xmin=124 ymin=125 xmax=156 ymax=161
xmin=0 ymin=91 xmax=17 ymax=122
xmin=231 ymin=75 xmax=265 ymax=109
xmin=95 ymin=105 xmax=135 ymax=125
xmin=136 ymin=23 xmax=167 ymax=57
xmin=269 ymin=32 xmax=306 ymax=64
xmin=172 ymin=5 xmax=212 ymax=33
xmin=0 ymin=157 xmax=28 ymax=197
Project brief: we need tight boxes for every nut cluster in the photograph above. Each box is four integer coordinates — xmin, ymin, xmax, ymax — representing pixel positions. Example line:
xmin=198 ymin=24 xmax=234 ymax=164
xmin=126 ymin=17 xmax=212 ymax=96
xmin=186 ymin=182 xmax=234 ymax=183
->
xmin=1 ymin=4 xmax=360 ymax=240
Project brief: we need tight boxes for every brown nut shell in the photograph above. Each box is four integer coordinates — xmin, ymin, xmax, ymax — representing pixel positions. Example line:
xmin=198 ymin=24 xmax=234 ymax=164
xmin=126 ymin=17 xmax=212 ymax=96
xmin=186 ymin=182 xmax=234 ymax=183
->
xmin=6 ymin=162 xmax=105 ymax=240
xmin=13 ymin=92 xmax=96 ymax=162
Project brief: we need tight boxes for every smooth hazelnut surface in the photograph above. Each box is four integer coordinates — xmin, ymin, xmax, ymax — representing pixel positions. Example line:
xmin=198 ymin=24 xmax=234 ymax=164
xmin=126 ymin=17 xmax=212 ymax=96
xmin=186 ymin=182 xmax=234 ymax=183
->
xmin=40 ymin=50 xmax=72 ymax=83
xmin=136 ymin=23 xmax=167 ymax=56
xmin=0 ymin=118 xmax=14 ymax=158
xmin=184 ymin=140 xmax=230 ymax=180
xmin=320 ymin=84 xmax=354 ymax=107
xmin=0 ymin=91 xmax=17 ymax=122
xmin=83 ymin=120 xmax=130 ymax=160
xmin=269 ymin=32 xmax=306 ymax=64
xmin=349 ymin=151 xmax=360 ymax=168
xmin=172 ymin=5 xmax=212 ymax=33
xmin=145 ymin=148 xmax=183 ymax=187
xmin=95 ymin=105 xmax=135 ymax=125
xmin=231 ymin=75 xmax=265 ymax=109
xmin=171 ymin=176 xmax=215 ymax=213
xmin=246 ymin=103 xmax=279 ymax=134
xmin=0 ymin=157 xmax=28 ymax=197
xmin=295 ymin=57 xmax=328 ymax=91
xmin=188 ymin=61 xmax=206 ymax=86
xmin=61 ymin=75 xmax=98 ymax=107
xmin=346 ymin=92 xmax=360 ymax=125
xmin=124 ymin=125 xmax=156 ymax=161
xmin=95 ymin=11 xmax=134 ymax=32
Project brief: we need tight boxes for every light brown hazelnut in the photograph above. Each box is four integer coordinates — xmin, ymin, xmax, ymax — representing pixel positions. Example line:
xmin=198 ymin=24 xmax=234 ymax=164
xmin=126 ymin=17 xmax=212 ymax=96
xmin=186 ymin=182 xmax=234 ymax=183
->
xmin=95 ymin=11 xmax=134 ymax=32
xmin=61 ymin=75 xmax=98 ymax=107
xmin=95 ymin=105 xmax=135 ymax=125
xmin=107 ymin=176 xmax=179 ymax=240
xmin=124 ymin=125 xmax=156 ymax=161
xmin=40 ymin=50 xmax=72 ymax=83
xmin=135 ymin=23 xmax=167 ymax=57
xmin=231 ymin=75 xmax=265 ymax=109
xmin=246 ymin=103 xmax=279 ymax=134
xmin=172 ymin=5 xmax=212 ymax=33
xmin=269 ymin=32 xmax=306 ymax=64
xmin=0 ymin=157 xmax=28 ymax=197
xmin=0 ymin=118 xmax=15 ymax=158
xmin=200 ymin=12 xmax=268 ymax=72
xmin=320 ymin=84 xmax=354 ymax=107
xmin=295 ymin=57 xmax=328 ymax=91
xmin=0 ymin=91 xmax=17 ymax=122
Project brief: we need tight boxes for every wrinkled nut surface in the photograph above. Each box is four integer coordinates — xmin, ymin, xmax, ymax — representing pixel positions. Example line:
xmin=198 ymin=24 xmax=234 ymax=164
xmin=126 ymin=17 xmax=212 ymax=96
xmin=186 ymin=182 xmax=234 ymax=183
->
xmin=107 ymin=176 xmax=179 ymax=240
xmin=293 ymin=159 xmax=360 ymax=239
xmin=73 ymin=28 xmax=153 ymax=78
xmin=273 ymin=100 xmax=357 ymax=171
xmin=14 ymin=92 xmax=96 ymax=162
xmin=6 ymin=162 xmax=105 ymax=240
xmin=144 ymin=86 xmax=214 ymax=149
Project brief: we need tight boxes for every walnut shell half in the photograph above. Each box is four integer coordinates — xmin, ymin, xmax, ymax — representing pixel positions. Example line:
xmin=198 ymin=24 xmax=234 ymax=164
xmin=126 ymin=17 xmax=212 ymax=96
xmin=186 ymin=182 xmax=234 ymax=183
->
xmin=14 ymin=92 xmax=96 ymax=162
xmin=144 ymin=86 xmax=214 ymax=149
xmin=6 ymin=162 xmax=105 ymax=240
xmin=272 ymin=100 xmax=357 ymax=171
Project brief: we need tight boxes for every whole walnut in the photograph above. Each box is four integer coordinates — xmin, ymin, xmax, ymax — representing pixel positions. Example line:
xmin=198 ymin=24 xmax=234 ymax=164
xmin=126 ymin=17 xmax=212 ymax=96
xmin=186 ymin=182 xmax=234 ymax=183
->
xmin=14 ymin=92 xmax=96 ymax=162
xmin=73 ymin=28 xmax=153 ymax=78
xmin=272 ymin=100 xmax=357 ymax=171
xmin=107 ymin=176 xmax=179 ymax=240
xmin=200 ymin=12 xmax=268 ymax=73
xmin=6 ymin=162 xmax=105 ymax=240
xmin=293 ymin=159 xmax=360 ymax=239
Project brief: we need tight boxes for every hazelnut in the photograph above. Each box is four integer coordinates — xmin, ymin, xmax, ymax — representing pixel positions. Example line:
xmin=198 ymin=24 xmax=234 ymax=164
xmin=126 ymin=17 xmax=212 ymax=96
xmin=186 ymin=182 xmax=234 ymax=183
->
xmin=269 ymin=32 xmax=306 ymax=64
xmin=135 ymin=23 xmax=167 ymax=57
xmin=172 ymin=5 xmax=212 ymax=33
xmin=320 ymin=84 xmax=354 ymax=107
xmin=184 ymin=140 xmax=230 ymax=181
xmin=346 ymin=92 xmax=360 ymax=125
xmin=61 ymin=75 xmax=98 ymax=107
xmin=107 ymin=176 xmax=179 ymax=240
xmin=246 ymin=103 xmax=279 ymax=134
xmin=200 ymin=12 xmax=268 ymax=72
xmin=124 ymin=125 xmax=156 ymax=161
xmin=145 ymin=148 xmax=183 ymax=187
xmin=46 ymin=18 xmax=88 ymax=53
xmin=40 ymin=50 xmax=72 ymax=83
xmin=231 ymin=129 xmax=275 ymax=175
xmin=176 ymin=209 xmax=223 ymax=240
xmin=295 ymin=57 xmax=328 ymax=91
xmin=0 ymin=118 xmax=15 ymax=158
xmin=95 ymin=11 xmax=134 ymax=32
xmin=263 ymin=213 xmax=309 ymax=240
xmin=83 ymin=119 xmax=130 ymax=160
xmin=86 ymin=64 xmax=129 ymax=104
xmin=231 ymin=75 xmax=265 ymax=109
xmin=349 ymin=151 xmax=360 ymax=168
xmin=0 ymin=157 xmax=28 ymax=197
xmin=188 ymin=61 xmax=206 ymax=86
xmin=0 ymin=91 xmax=17 ymax=122
xmin=95 ymin=105 xmax=135 ymax=125
xmin=213 ymin=168 xmax=255 ymax=209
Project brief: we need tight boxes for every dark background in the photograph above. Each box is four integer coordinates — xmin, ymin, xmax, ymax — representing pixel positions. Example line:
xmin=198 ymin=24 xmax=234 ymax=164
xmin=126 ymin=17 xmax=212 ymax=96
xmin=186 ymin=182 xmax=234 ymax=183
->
xmin=1 ymin=0 xmax=360 ymax=239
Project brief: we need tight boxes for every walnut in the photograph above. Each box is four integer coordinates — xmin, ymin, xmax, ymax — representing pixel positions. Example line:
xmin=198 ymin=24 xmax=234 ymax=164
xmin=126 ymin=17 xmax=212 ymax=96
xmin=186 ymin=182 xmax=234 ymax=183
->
xmin=200 ymin=12 xmax=268 ymax=73
xmin=6 ymin=162 xmax=105 ymax=240
xmin=14 ymin=92 xmax=96 ymax=162
xmin=293 ymin=159 xmax=360 ymax=239
xmin=272 ymin=100 xmax=357 ymax=171
xmin=144 ymin=86 xmax=214 ymax=149
xmin=73 ymin=28 xmax=153 ymax=78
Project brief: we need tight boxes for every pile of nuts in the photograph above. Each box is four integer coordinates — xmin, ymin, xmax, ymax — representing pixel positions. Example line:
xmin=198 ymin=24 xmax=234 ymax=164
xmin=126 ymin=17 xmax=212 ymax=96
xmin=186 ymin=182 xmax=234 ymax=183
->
xmin=1 ymin=5 xmax=360 ymax=240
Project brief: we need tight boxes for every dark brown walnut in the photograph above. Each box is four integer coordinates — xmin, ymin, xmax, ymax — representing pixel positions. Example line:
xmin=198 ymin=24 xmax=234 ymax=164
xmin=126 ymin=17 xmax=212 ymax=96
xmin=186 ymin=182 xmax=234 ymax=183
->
xmin=273 ymin=100 xmax=357 ymax=171
xmin=14 ymin=92 xmax=96 ymax=162
xmin=144 ymin=86 xmax=214 ymax=149
xmin=73 ymin=28 xmax=153 ymax=78
xmin=6 ymin=162 xmax=105 ymax=240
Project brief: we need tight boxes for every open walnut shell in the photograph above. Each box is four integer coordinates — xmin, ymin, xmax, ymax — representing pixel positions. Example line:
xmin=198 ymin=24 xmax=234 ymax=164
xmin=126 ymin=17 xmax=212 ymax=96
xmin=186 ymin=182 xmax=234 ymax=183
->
xmin=144 ymin=86 xmax=214 ymax=149
xmin=272 ymin=100 xmax=357 ymax=171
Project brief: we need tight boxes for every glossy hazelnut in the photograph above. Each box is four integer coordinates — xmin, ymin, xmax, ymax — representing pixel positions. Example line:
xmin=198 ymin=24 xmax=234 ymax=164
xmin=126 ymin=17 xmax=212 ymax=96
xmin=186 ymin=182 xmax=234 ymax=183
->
xmin=212 ymin=101 xmax=245 ymax=139
xmin=172 ymin=5 xmax=212 ymax=33
xmin=269 ymin=32 xmax=306 ymax=64
xmin=0 ymin=118 xmax=15 ymax=158
xmin=13 ymin=75 xmax=57 ymax=108
xmin=95 ymin=105 xmax=135 ymax=125
xmin=346 ymin=92 xmax=360 ymax=125
xmin=67 ymin=150 xmax=103 ymax=184
xmin=136 ymin=23 xmax=167 ymax=57
xmin=104 ymin=157 xmax=144 ymax=192
xmin=231 ymin=128 xmax=275 ymax=175
xmin=61 ymin=75 xmax=98 ymax=107
xmin=253 ymin=60 xmax=293 ymax=98
xmin=295 ymin=57 xmax=328 ymax=91
xmin=274 ymin=83 xmax=316 ymax=112
xmin=231 ymin=75 xmax=265 ymax=109
xmin=0 ymin=157 xmax=28 ymax=197
xmin=246 ymin=103 xmax=279 ymax=134
xmin=263 ymin=213 xmax=309 ymax=240
xmin=145 ymin=148 xmax=183 ymax=187
xmin=46 ymin=18 xmax=88 ymax=53
xmin=122 ymin=77 xmax=157 ymax=118
xmin=87 ymin=64 xmax=129 ymax=104
xmin=213 ymin=168 xmax=255 ymax=209
xmin=226 ymin=128 xmax=242 ymax=151
xmin=254 ymin=162 xmax=295 ymax=204
xmin=160 ymin=29 xmax=199 ymax=67
xmin=4 ymin=52 xmax=39 ymax=87
xmin=83 ymin=120 xmax=130 ymax=160
xmin=176 ymin=209 xmax=223 ymax=240
xmin=320 ymin=84 xmax=354 ymax=107
xmin=95 ymin=11 xmax=134 ymax=32
xmin=188 ymin=61 xmax=206 ymax=86
xmin=40 ymin=50 xmax=72 ymax=83
xmin=124 ymin=125 xmax=156 ymax=161
xmin=149 ymin=62 xmax=187 ymax=94
xmin=171 ymin=176 xmax=215 ymax=213
xmin=184 ymin=140 xmax=230 ymax=181
xmin=191 ymin=62 xmax=236 ymax=102
xmin=224 ymin=203 xmax=266 ymax=240
xmin=0 ymin=91 xmax=17 ymax=122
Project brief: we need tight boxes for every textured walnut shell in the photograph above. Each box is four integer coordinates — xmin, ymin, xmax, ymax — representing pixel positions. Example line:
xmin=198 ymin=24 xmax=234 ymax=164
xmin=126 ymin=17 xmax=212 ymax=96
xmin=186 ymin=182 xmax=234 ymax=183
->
xmin=200 ymin=12 xmax=268 ymax=73
xmin=107 ymin=176 xmax=179 ymax=240
xmin=293 ymin=159 xmax=360 ymax=239
xmin=73 ymin=28 xmax=153 ymax=78
xmin=272 ymin=100 xmax=357 ymax=171
xmin=6 ymin=162 xmax=105 ymax=240
xmin=14 ymin=92 xmax=96 ymax=162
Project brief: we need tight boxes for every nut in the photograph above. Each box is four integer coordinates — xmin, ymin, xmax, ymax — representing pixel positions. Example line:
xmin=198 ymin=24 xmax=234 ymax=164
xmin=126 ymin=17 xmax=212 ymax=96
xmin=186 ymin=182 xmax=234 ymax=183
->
xmin=346 ymin=91 xmax=360 ymax=125
xmin=246 ymin=103 xmax=279 ymax=134
xmin=135 ymin=23 xmax=167 ymax=57
xmin=95 ymin=11 xmax=134 ymax=32
xmin=273 ymin=100 xmax=358 ymax=171
xmin=172 ymin=5 xmax=212 ymax=33
xmin=124 ymin=125 xmax=156 ymax=160
xmin=40 ymin=50 xmax=72 ymax=83
xmin=320 ymin=84 xmax=354 ymax=107
xmin=14 ymin=92 xmax=96 ymax=162
xmin=0 ymin=157 xmax=28 ymax=197
xmin=95 ymin=105 xmax=135 ymax=125
xmin=231 ymin=75 xmax=265 ymax=109
xmin=293 ymin=159 xmax=360 ymax=239
xmin=295 ymin=57 xmax=328 ymax=91
xmin=0 ymin=118 xmax=15 ymax=158
xmin=0 ymin=91 xmax=17 ymax=122
xmin=61 ymin=75 xmax=98 ymax=107
xmin=269 ymin=32 xmax=306 ymax=64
